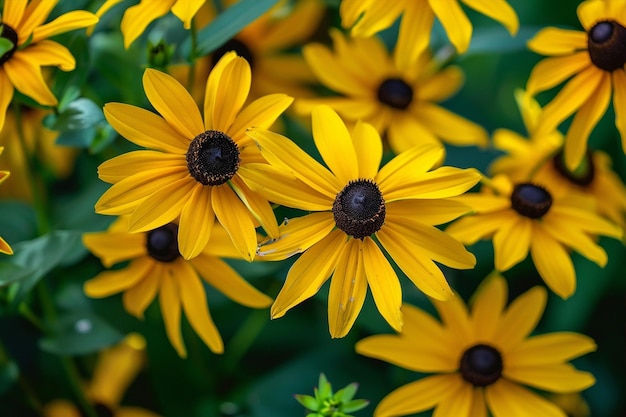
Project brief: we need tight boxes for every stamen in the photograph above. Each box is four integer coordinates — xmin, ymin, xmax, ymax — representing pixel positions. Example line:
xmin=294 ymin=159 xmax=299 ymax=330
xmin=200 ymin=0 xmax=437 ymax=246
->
xmin=186 ymin=130 xmax=240 ymax=186
xmin=333 ymin=179 xmax=386 ymax=239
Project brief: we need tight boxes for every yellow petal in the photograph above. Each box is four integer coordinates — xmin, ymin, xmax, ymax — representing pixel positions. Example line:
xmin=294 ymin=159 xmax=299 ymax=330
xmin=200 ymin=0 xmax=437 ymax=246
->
xmin=527 ymin=27 xmax=587 ymax=56
xmin=432 ymin=379 xmax=473 ymax=417
xmin=413 ymin=102 xmax=489 ymax=147
xmin=175 ymin=261 xmax=224 ymax=353
xmin=328 ymin=238 xmax=367 ymax=338
xmin=506 ymin=363 xmax=596 ymax=393
xmin=341 ymin=0 xmax=404 ymax=37
xmin=3 ymin=54 xmax=57 ymax=105
xmin=32 ymin=11 xmax=99 ymax=43
xmin=103 ymin=103 xmax=191 ymax=153
xmin=430 ymin=0 xmax=472 ymax=53
xmin=485 ymin=379 xmax=566 ymax=417
xmin=193 ymin=255 xmax=272 ymax=308
xmin=577 ymin=0 xmax=609 ymax=31
xmin=362 ymin=237 xmax=403 ymax=332
xmin=127 ymin=177 xmax=195 ymax=232
xmin=418 ymin=66 xmax=463 ymax=102
xmin=0 ymin=71 xmax=14 ymax=131
xmin=352 ymin=120 xmax=382 ymax=179
xmin=494 ymin=285 xmax=547 ymax=352
xmin=270 ymin=230 xmax=346 ymax=319
xmin=394 ymin=0 xmax=434 ymax=69
xmin=445 ymin=211 xmax=512 ymax=245
xmin=432 ymin=294 xmax=474 ymax=344
xmin=17 ymin=40 xmax=75 ymax=71
xmin=97 ymin=151 xmax=186 ymax=184
xmin=470 ymin=275 xmax=507 ymax=342
xmin=257 ymin=212 xmax=336 ymax=260
xmin=384 ymin=167 xmax=482 ymax=202
xmin=542 ymin=216 xmax=609 ymax=267
xmin=116 ymin=407 xmax=162 ymax=417
xmin=84 ymin=258 xmax=152 ymax=298
xmin=143 ymin=68 xmax=203 ymax=139
xmin=0 ymin=237 xmax=12 ymax=255
xmin=229 ymin=94 xmax=293 ymax=143
xmin=377 ymin=144 xmax=445 ymax=190
xmin=612 ymin=70 xmax=626 ymax=153
xmin=462 ymin=0 xmax=519 ymax=35
xmin=120 ymin=0 xmax=172 ymax=49
xmin=158 ymin=265 xmax=186 ymax=357
xmin=178 ymin=184 xmax=215 ymax=260
xmin=211 ymin=184 xmax=258 ymax=261
xmin=507 ymin=332 xmax=597 ymax=366
xmin=16 ymin=1 xmax=56 ymax=43
xmin=386 ymin=112 xmax=441 ymax=153
xmin=530 ymin=225 xmax=576 ymax=299
xmin=171 ymin=0 xmax=205 ymax=28
xmin=210 ymin=56 xmax=251 ymax=132
xmin=123 ymin=272 xmax=161 ymax=319
xmin=2 ymin=0 xmax=27 ymax=30
xmin=493 ymin=216 xmax=532 ymax=271
xmin=386 ymin=199 xmax=473 ymax=226
xmin=230 ymin=175 xmax=279 ymax=239
xmin=43 ymin=400 xmax=82 ymax=417
xmin=82 ymin=231 xmax=146 ymax=267
xmin=526 ymin=52 xmax=590 ymax=97
xmin=563 ymin=71 xmax=611 ymax=170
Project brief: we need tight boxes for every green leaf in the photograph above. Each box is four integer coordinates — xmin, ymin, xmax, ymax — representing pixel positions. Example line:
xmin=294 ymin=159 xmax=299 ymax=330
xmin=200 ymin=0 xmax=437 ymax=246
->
xmin=195 ymin=0 xmax=280 ymax=56
xmin=342 ymin=399 xmax=369 ymax=413
xmin=335 ymin=382 xmax=358 ymax=403
xmin=38 ymin=311 xmax=124 ymax=355
xmin=0 ymin=263 xmax=33 ymax=286
xmin=317 ymin=373 xmax=332 ymax=399
xmin=0 ymin=37 xmax=14 ymax=57
xmin=0 ymin=360 xmax=19 ymax=394
xmin=295 ymin=394 xmax=320 ymax=411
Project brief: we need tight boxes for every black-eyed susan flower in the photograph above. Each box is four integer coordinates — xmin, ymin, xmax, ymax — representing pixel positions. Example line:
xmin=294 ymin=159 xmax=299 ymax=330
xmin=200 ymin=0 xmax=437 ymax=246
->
xmin=83 ymin=217 xmax=272 ymax=357
xmin=526 ymin=0 xmax=626 ymax=170
xmin=340 ymin=0 xmax=518 ymax=67
xmin=0 ymin=1 xmax=98 ymax=131
xmin=295 ymin=30 xmax=488 ymax=154
xmin=492 ymin=91 xmax=626 ymax=229
xmin=92 ymin=0 xmax=207 ymax=49
xmin=356 ymin=274 xmax=597 ymax=417
xmin=0 ymin=147 xmax=11 ymax=255
xmin=241 ymin=105 xmax=481 ymax=338
xmin=446 ymin=174 xmax=622 ymax=298
xmin=44 ymin=333 xmax=161 ymax=417
xmin=170 ymin=0 xmax=326 ymax=104
xmin=95 ymin=52 xmax=293 ymax=260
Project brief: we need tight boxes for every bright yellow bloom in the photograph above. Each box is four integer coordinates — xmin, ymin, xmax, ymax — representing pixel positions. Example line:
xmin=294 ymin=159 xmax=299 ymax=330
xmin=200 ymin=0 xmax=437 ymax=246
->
xmin=492 ymin=91 xmax=626 ymax=228
xmin=446 ymin=175 xmax=622 ymax=298
xmin=296 ymin=30 xmax=488 ymax=155
xmin=92 ymin=0 xmax=207 ymax=48
xmin=95 ymin=52 xmax=293 ymax=260
xmin=0 ymin=107 xmax=76 ymax=202
xmin=356 ymin=274 xmax=597 ymax=417
xmin=242 ymin=105 xmax=481 ymax=338
xmin=170 ymin=0 xmax=325 ymax=103
xmin=526 ymin=0 xmax=626 ymax=170
xmin=44 ymin=333 xmax=162 ymax=417
xmin=83 ymin=217 xmax=272 ymax=357
xmin=0 ymin=0 xmax=98 ymax=130
xmin=340 ymin=0 xmax=518 ymax=67
xmin=0 ymin=146 xmax=11 ymax=255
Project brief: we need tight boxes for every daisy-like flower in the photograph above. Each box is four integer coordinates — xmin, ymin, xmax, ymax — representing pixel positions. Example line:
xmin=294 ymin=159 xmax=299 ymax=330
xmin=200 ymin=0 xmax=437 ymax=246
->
xmin=91 ymin=0 xmax=207 ymax=49
xmin=44 ymin=333 xmax=161 ymax=417
xmin=445 ymin=174 xmax=623 ymax=298
xmin=492 ymin=91 xmax=626 ymax=228
xmin=0 ymin=147 xmax=12 ymax=255
xmin=296 ymin=30 xmax=488 ymax=154
xmin=94 ymin=52 xmax=293 ymax=260
xmin=0 ymin=1 xmax=98 ymax=130
xmin=526 ymin=0 xmax=626 ymax=170
xmin=241 ymin=105 xmax=481 ymax=338
xmin=356 ymin=274 xmax=597 ymax=417
xmin=340 ymin=0 xmax=518 ymax=67
xmin=171 ymin=0 xmax=326 ymax=104
xmin=83 ymin=216 xmax=272 ymax=357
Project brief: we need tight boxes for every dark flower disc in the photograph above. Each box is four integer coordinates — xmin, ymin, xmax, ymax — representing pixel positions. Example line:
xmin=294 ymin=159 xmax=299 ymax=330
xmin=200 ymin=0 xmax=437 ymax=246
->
xmin=212 ymin=38 xmax=255 ymax=68
xmin=459 ymin=344 xmax=503 ymax=387
xmin=377 ymin=78 xmax=414 ymax=110
xmin=146 ymin=223 xmax=180 ymax=263
xmin=552 ymin=149 xmax=595 ymax=186
xmin=588 ymin=20 xmax=626 ymax=72
xmin=333 ymin=179 xmax=386 ymax=239
xmin=510 ymin=183 xmax=553 ymax=219
xmin=186 ymin=130 xmax=240 ymax=186
xmin=0 ymin=24 xmax=18 ymax=65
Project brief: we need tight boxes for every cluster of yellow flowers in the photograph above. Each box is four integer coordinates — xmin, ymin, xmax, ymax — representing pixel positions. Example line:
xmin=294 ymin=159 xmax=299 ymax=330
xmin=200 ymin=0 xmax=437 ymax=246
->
xmin=1 ymin=1 xmax=625 ymax=417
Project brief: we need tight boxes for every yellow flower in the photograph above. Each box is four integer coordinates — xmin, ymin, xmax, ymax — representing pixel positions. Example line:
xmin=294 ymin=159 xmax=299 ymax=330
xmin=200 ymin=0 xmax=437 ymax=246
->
xmin=295 ymin=30 xmax=488 ymax=154
xmin=242 ymin=105 xmax=481 ymax=338
xmin=170 ymin=0 xmax=326 ymax=103
xmin=492 ymin=91 xmax=626 ymax=229
xmin=43 ymin=333 xmax=162 ymax=417
xmin=526 ymin=0 xmax=626 ymax=170
xmin=0 ymin=0 xmax=98 ymax=130
xmin=446 ymin=174 xmax=623 ymax=298
xmin=83 ymin=217 xmax=272 ymax=357
xmin=340 ymin=0 xmax=518 ymax=67
xmin=356 ymin=274 xmax=597 ymax=417
xmin=0 ymin=146 xmax=12 ymax=255
xmin=550 ymin=393 xmax=591 ymax=417
xmin=94 ymin=52 xmax=293 ymax=260
xmin=92 ymin=0 xmax=207 ymax=48
xmin=0 ymin=107 xmax=77 ymax=202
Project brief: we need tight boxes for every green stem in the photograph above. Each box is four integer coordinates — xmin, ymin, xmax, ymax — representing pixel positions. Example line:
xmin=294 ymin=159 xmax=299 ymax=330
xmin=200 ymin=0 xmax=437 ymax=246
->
xmin=222 ymin=306 xmax=270 ymax=373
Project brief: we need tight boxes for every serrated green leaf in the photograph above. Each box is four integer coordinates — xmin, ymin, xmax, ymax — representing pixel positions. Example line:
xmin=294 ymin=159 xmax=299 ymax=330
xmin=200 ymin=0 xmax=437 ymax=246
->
xmin=195 ymin=0 xmax=280 ymax=56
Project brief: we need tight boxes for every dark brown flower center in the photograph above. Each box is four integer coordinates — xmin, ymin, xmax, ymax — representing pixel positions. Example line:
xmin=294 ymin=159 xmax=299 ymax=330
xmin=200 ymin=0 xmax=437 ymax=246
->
xmin=0 ymin=24 xmax=18 ymax=65
xmin=377 ymin=78 xmax=413 ymax=109
xmin=460 ymin=344 xmax=503 ymax=387
xmin=588 ymin=20 xmax=626 ymax=71
xmin=510 ymin=183 xmax=553 ymax=219
xmin=212 ymin=38 xmax=255 ymax=68
xmin=186 ymin=130 xmax=240 ymax=186
xmin=146 ymin=223 xmax=179 ymax=262
xmin=332 ymin=179 xmax=386 ymax=239
xmin=552 ymin=149 xmax=595 ymax=186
